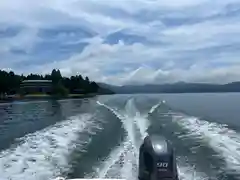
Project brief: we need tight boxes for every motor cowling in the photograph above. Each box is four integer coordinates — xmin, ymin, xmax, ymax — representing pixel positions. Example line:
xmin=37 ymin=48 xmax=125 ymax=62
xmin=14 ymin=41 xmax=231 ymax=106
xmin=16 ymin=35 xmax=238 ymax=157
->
xmin=138 ymin=135 xmax=179 ymax=180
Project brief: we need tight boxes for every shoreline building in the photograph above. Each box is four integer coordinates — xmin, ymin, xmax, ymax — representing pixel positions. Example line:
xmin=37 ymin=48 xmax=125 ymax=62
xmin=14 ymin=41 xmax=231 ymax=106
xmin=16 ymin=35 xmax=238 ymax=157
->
xmin=20 ymin=80 xmax=52 ymax=94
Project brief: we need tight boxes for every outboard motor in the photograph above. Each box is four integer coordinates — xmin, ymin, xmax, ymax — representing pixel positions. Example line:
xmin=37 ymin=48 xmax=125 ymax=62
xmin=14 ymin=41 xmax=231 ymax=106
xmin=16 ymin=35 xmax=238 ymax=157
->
xmin=138 ymin=135 xmax=179 ymax=180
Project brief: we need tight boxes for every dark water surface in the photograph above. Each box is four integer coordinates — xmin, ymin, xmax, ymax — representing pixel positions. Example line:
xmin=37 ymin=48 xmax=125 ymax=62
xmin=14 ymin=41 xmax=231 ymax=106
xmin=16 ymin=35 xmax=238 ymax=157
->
xmin=0 ymin=94 xmax=240 ymax=180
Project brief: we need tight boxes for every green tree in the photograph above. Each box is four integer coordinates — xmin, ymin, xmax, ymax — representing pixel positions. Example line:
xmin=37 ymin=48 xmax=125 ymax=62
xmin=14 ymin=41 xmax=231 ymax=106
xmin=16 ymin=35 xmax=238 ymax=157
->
xmin=90 ymin=82 xmax=99 ymax=92
xmin=51 ymin=69 xmax=62 ymax=84
xmin=52 ymin=81 xmax=69 ymax=97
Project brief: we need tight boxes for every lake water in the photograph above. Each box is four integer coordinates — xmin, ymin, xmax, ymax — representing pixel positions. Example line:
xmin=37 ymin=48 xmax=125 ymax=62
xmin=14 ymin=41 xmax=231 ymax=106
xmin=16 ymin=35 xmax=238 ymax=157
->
xmin=0 ymin=93 xmax=240 ymax=180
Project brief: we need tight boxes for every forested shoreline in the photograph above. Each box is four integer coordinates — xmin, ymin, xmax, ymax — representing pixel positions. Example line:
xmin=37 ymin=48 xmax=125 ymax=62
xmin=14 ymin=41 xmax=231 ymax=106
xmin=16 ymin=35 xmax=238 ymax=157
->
xmin=0 ymin=69 xmax=113 ymax=98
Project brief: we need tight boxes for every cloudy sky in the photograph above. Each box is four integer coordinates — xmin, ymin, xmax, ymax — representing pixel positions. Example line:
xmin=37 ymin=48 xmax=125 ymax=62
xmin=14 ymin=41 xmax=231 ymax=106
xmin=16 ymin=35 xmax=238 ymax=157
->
xmin=1 ymin=0 xmax=240 ymax=85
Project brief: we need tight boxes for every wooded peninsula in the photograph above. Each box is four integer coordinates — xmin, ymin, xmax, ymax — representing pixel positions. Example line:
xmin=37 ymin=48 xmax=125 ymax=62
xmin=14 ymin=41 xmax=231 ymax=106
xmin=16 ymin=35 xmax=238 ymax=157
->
xmin=0 ymin=69 xmax=113 ymax=101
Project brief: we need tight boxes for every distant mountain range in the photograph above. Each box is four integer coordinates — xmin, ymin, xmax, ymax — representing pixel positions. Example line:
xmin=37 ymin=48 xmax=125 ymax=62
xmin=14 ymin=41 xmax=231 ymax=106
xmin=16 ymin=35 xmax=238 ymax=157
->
xmin=98 ymin=82 xmax=240 ymax=94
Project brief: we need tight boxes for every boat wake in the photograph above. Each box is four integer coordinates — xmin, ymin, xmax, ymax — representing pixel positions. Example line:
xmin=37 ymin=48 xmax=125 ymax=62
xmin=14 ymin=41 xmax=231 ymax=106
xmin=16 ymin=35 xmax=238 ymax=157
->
xmin=0 ymin=114 xmax=95 ymax=180
xmin=96 ymin=99 xmax=208 ymax=180
xmin=1 ymin=97 xmax=239 ymax=180
xmin=174 ymin=114 xmax=240 ymax=176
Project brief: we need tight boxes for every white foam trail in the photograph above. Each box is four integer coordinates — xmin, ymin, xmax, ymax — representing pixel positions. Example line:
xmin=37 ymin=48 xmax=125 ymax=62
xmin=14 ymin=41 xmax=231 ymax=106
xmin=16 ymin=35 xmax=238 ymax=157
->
xmin=133 ymin=115 xmax=149 ymax=140
xmin=96 ymin=140 xmax=128 ymax=178
xmin=120 ymin=144 xmax=137 ymax=180
xmin=174 ymin=115 xmax=240 ymax=174
xmin=97 ymin=101 xmax=138 ymax=152
xmin=134 ymin=102 xmax=208 ymax=180
xmin=125 ymin=98 xmax=138 ymax=117
xmin=96 ymin=101 xmax=140 ymax=179
xmin=97 ymin=100 xmax=165 ymax=179
xmin=97 ymin=146 xmax=123 ymax=178
xmin=97 ymin=100 xmax=206 ymax=180
xmin=0 ymin=114 xmax=93 ymax=180
xmin=177 ymin=164 xmax=209 ymax=180
xmin=149 ymin=101 xmax=165 ymax=114
xmin=134 ymin=100 xmax=167 ymax=138
xmin=97 ymin=101 xmax=124 ymax=120
xmin=95 ymin=139 xmax=136 ymax=179
xmin=125 ymin=99 xmax=149 ymax=139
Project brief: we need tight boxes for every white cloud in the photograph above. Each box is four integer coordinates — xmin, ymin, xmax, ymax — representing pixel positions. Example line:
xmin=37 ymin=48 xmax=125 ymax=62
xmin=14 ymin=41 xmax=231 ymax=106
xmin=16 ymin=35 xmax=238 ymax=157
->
xmin=1 ymin=0 xmax=240 ymax=85
xmin=18 ymin=39 xmax=240 ymax=85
